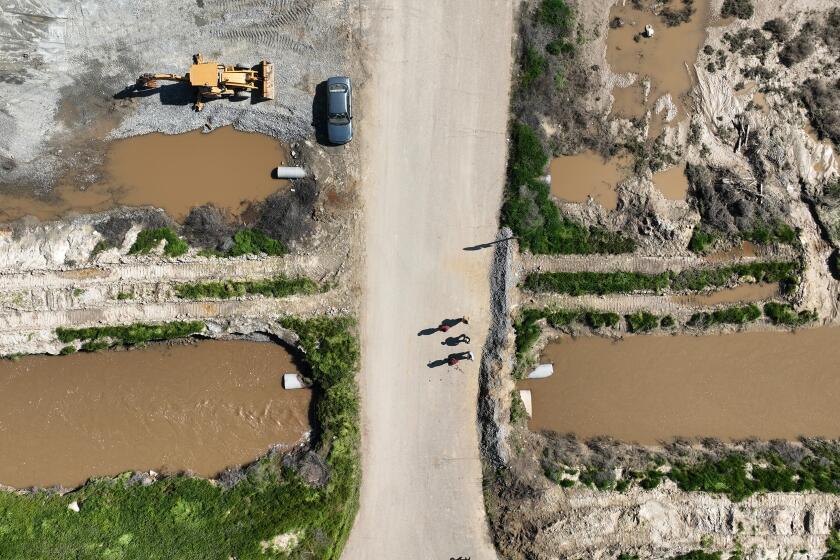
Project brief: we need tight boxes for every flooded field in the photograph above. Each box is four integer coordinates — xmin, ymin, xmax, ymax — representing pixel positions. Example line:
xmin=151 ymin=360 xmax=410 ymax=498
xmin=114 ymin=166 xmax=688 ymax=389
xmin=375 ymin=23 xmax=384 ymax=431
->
xmin=549 ymin=151 xmax=631 ymax=210
xmin=521 ymin=328 xmax=840 ymax=444
xmin=0 ymin=340 xmax=311 ymax=488
xmin=652 ymin=162 xmax=689 ymax=200
xmin=606 ymin=0 xmax=710 ymax=131
xmin=0 ymin=127 xmax=288 ymax=223
xmin=671 ymin=282 xmax=777 ymax=305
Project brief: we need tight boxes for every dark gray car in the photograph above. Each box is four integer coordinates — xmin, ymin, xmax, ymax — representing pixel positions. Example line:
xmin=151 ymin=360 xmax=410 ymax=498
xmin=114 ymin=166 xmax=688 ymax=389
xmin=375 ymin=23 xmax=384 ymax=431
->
xmin=326 ymin=76 xmax=352 ymax=145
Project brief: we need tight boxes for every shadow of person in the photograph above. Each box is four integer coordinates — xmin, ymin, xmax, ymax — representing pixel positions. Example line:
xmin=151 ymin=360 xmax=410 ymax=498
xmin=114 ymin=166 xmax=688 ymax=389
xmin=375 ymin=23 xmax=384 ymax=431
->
xmin=427 ymin=358 xmax=449 ymax=368
xmin=417 ymin=327 xmax=439 ymax=336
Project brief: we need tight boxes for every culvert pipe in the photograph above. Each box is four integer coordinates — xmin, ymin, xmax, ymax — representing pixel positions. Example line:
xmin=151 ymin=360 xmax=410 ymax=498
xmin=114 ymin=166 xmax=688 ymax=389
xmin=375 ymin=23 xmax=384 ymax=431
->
xmin=275 ymin=166 xmax=307 ymax=179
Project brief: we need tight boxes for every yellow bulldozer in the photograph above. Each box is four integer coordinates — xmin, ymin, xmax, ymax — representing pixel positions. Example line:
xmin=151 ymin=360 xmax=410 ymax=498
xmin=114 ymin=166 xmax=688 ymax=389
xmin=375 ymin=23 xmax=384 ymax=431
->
xmin=136 ymin=53 xmax=275 ymax=111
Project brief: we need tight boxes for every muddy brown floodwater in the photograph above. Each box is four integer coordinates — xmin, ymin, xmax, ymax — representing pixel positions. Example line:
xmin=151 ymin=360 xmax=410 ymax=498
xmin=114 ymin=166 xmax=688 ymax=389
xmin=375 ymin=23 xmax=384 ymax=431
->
xmin=652 ymin=161 xmax=689 ymax=200
xmin=607 ymin=0 xmax=710 ymax=132
xmin=0 ymin=340 xmax=311 ymax=488
xmin=550 ymin=151 xmax=631 ymax=210
xmin=521 ymin=328 xmax=840 ymax=444
xmin=0 ymin=127 xmax=288 ymax=223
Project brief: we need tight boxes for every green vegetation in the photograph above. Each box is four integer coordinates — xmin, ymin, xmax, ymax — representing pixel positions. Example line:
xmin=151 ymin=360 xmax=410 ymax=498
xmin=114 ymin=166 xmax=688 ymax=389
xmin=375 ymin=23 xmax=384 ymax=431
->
xmin=129 ymin=228 xmax=188 ymax=257
xmin=673 ymin=552 xmax=721 ymax=560
xmin=720 ymin=0 xmax=753 ymax=19
xmin=227 ymin=228 xmax=286 ymax=257
xmin=80 ymin=340 xmax=110 ymax=353
xmin=513 ymin=307 xmax=619 ymax=374
xmin=824 ymin=530 xmax=840 ymax=560
xmin=175 ymin=275 xmax=319 ymax=300
xmin=763 ymin=302 xmax=817 ymax=326
xmin=625 ymin=312 xmax=661 ymax=333
xmin=501 ymin=122 xmax=635 ymax=255
xmin=688 ymin=227 xmax=717 ymax=254
xmin=525 ymin=261 xmax=800 ymax=295
xmin=687 ymin=304 xmax=762 ymax=328
xmin=59 ymin=345 xmax=76 ymax=355
xmin=510 ymin=390 xmax=528 ymax=424
xmin=91 ymin=240 xmax=112 ymax=257
xmin=115 ymin=292 xmax=132 ymax=300
xmin=741 ymin=221 xmax=797 ymax=245
xmin=536 ymin=0 xmax=572 ymax=30
xmin=56 ymin=321 xmax=205 ymax=347
xmin=2 ymin=316 xmax=360 ymax=559
xmin=660 ymin=315 xmax=675 ymax=328
xmin=521 ymin=47 xmax=546 ymax=89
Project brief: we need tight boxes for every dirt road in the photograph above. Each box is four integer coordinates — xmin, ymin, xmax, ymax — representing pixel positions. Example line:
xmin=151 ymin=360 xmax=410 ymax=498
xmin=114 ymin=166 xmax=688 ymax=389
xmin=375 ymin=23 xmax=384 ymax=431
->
xmin=343 ymin=1 xmax=513 ymax=557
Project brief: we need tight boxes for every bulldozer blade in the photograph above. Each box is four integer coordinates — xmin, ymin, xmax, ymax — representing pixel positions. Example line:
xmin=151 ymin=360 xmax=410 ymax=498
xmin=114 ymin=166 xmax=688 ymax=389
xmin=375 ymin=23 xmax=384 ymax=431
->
xmin=259 ymin=60 xmax=275 ymax=100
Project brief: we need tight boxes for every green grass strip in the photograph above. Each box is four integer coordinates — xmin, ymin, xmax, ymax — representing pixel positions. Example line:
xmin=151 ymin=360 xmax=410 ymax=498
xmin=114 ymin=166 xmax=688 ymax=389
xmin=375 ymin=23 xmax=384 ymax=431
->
xmin=687 ymin=304 xmax=762 ymax=328
xmin=56 ymin=321 xmax=205 ymax=345
xmin=175 ymin=276 xmax=319 ymax=300
xmin=4 ymin=317 xmax=360 ymax=559
xmin=524 ymin=261 xmax=799 ymax=295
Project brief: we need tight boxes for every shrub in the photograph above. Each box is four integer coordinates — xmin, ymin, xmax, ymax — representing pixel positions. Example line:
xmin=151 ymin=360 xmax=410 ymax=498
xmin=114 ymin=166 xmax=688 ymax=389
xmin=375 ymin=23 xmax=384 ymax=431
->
xmin=763 ymin=302 xmax=817 ymax=325
xmin=741 ymin=220 xmax=797 ymax=245
xmin=762 ymin=18 xmax=791 ymax=42
xmin=80 ymin=340 xmax=110 ymax=352
xmin=688 ymin=304 xmax=761 ymax=327
xmin=825 ymin=530 xmax=840 ymax=560
xmin=508 ymin=121 xmax=548 ymax=186
xmin=59 ymin=345 xmax=76 ymax=355
xmin=129 ymin=227 xmax=188 ymax=257
xmin=521 ymin=46 xmax=546 ymax=89
xmin=779 ymin=33 xmax=815 ymax=67
xmin=660 ymin=315 xmax=675 ymax=328
xmin=660 ymin=0 xmax=696 ymax=27
xmin=688 ymin=227 xmax=716 ymax=253
xmin=227 ymin=228 xmax=286 ymax=257
xmin=546 ymin=38 xmax=574 ymax=56
xmin=625 ymin=312 xmax=660 ymax=333
xmin=175 ymin=275 xmax=319 ymax=300
xmin=536 ymin=0 xmax=572 ymax=30
xmin=721 ymin=0 xmax=753 ymax=19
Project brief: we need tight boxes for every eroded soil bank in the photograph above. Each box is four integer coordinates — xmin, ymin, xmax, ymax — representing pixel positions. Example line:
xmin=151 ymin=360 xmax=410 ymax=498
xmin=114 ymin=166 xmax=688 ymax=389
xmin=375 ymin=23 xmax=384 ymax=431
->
xmin=521 ymin=328 xmax=840 ymax=443
xmin=0 ymin=127 xmax=289 ymax=223
xmin=0 ymin=339 xmax=310 ymax=488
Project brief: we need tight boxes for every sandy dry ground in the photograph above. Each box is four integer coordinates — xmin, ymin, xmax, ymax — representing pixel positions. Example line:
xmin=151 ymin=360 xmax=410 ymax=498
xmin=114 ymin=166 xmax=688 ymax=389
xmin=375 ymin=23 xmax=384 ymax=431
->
xmin=343 ymin=0 xmax=513 ymax=557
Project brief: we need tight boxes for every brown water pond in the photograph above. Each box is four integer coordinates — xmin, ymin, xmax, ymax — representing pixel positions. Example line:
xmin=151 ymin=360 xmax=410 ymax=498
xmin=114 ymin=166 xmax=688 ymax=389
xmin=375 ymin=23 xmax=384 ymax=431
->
xmin=0 ymin=127 xmax=288 ymax=223
xmin=705 ymin=241 xmax=757 ymax=262
xmin=549 ymin=151 xmax=631 ymax=210
xmin=0 ymin=339 xmax=311 ymax=488
xmin=671 ymin=282 xmax=778 ymax=305
xmin=520 ymin=328 xmax=840 ymax=444
xmin=652 ymin=161 xmax=689 ymax=200
xmin=607 ymin=0 xmax=710 ymax=132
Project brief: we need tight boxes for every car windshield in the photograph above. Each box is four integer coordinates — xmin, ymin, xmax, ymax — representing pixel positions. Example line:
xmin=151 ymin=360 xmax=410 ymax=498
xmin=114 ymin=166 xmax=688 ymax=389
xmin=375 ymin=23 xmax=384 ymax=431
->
xmin=329 ymin=112 xmax=350 ymax=125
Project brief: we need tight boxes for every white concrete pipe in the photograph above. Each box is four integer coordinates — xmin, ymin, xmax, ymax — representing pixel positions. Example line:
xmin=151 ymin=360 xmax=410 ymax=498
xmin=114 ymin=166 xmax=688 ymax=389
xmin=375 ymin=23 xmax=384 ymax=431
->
xmin=527 ymin=363 xmax=554 ymax=379
xmin=283 ymin=373 xmax=309 ymax=390
xmin=275 ymin=166 xmax=307 ymax=179
xmin=518 ymin=390 xmax=533 ymax=418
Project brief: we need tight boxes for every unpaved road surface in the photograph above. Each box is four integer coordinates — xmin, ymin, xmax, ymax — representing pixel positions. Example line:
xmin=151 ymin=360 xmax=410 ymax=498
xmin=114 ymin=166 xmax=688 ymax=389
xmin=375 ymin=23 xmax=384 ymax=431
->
xmin=343 ymin=1 xmax=513 ymax=557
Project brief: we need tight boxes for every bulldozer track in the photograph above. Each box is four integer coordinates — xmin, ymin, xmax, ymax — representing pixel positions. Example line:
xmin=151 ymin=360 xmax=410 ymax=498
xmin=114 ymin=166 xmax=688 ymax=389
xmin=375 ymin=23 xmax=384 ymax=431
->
xmin=213 ymin=27 xmax=315 ymax=54
xmin=264 ymin=2 xmax=314 ymax=27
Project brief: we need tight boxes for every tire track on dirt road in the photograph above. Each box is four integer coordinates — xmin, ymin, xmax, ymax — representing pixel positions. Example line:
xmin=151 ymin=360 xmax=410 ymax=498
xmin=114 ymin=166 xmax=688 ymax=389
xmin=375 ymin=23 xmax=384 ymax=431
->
xmin=343 ymin=1 xmax=513 ymax=558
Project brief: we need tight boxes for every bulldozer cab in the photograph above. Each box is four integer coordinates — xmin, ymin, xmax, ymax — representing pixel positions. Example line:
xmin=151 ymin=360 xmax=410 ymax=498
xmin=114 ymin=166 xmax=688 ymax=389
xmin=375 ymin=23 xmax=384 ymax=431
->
xmin=189 ymin=62 xmax=220 ymax=87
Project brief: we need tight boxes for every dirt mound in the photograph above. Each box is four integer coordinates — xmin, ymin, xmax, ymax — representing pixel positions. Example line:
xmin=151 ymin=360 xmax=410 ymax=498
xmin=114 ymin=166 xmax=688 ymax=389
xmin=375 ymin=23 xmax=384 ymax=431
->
xmin=181 ymin=205 xmax=235 ymax=249
xmin=255 ymin=178 xmax=317 ymax=245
